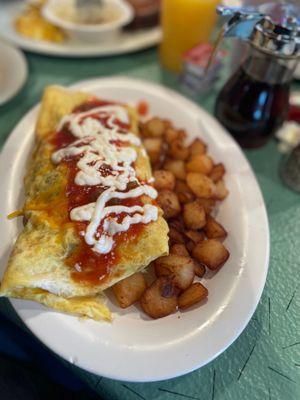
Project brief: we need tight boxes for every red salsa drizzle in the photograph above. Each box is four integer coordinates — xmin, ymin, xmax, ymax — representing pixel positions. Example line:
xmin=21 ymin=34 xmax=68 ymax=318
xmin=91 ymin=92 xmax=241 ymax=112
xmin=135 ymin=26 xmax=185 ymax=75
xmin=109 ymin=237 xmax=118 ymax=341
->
xmin=52 ymin=99 xmax=147 ymax=285
xmin=137 ymin=100 xmax=149 ymax=117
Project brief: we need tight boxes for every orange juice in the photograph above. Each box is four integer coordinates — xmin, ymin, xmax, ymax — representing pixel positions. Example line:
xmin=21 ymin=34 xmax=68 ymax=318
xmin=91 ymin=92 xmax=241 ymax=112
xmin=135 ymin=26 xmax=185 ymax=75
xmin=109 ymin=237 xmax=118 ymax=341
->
xmin=160 ymin=0 xmax=219 ymax=73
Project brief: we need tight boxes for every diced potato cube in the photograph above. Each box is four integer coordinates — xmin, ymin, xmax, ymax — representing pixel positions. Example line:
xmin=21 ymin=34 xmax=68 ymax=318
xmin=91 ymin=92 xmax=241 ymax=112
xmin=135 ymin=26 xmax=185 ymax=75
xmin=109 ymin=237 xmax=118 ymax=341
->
xmin=157 ymin=190 xmax=181 ymax=219
xmin=164 ymin=159 xmax=186 ymax=180
xmin=209 ymin=163 xmax=226 ymax=183
xmin=169 ymin=217 xmax=185 ymax=232
xmin=186 ymin=241 xmax=196 ymax=253
xmin=168 ymin=227 xmax=185 ymax=244
xmin=214 ymin=180 xmax=229 ymax=200
xmin=188 ymin=138 xmax=207 ymax=157
xmin=186 ymin=154 xmax=213 ymax=175
xmin=183 ymin=200 xmax=206 ymax=230
xmin=143 ymin=138 xmax=162 ymax=165
xmin=145 ymin=117 xmax=165 ymax=137
xmin=193 ymin=260 xmax=206 ymax=277
xmin=178 ymin=283 xmax=208 ymax=309
xmin=170 ymin=243 xmax=189 ymax=257
xmin=113 ymin=273 xmax=147 ymax=308
xmin=196 ymin=198 xmax=216 ymax=214
xmin=192 ymin=239 xmax=230 ymax=270
xmin=175 ymin=180 xmax=195 ymax=204
xmin=186 ymin=173 xmax=216 ymax=199
xmin=165 ymin=128 xmax=179 ymax=143
xmin=169 ymin=139 xmax=189 ymax=161
xmin=204 ymin=215 xmax=227 ymax=241
xmin=184 ymin=230 xmax=205 ymax=244
xmin=153 ymin=170 xmax=175 ymax=191
xmin=155 ymin=254 xmax=195 ymax=291
xmin=177 ymin=130 xmax=187 ymax=141
xmin=140 ymin=277 xmax=178 ymax=319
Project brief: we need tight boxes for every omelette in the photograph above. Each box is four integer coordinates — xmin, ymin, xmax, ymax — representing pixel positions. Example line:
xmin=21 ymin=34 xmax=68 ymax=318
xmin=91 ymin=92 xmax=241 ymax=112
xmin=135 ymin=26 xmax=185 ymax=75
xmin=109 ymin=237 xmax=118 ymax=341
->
xmin=0 ymin=86 xmax=169 ymax=321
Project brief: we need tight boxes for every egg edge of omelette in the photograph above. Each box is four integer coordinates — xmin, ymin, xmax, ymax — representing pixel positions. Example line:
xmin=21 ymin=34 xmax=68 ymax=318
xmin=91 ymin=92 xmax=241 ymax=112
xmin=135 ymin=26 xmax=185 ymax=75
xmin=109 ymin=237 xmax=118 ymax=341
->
xmin=0 ymin=85 xmax=169 ymax=321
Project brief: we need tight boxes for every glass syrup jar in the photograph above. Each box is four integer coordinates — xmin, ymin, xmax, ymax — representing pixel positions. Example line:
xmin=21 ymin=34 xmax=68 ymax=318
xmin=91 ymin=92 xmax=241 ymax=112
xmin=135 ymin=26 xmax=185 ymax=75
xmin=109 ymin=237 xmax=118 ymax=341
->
xmin=213 ymin=3 xmax=300 ymax=148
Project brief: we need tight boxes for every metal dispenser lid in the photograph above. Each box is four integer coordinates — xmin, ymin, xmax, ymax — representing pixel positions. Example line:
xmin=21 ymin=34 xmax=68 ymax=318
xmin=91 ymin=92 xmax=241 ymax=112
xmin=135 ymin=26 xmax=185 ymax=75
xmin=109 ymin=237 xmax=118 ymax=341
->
xmin=217 ymin=2 xmax=300 ymax=59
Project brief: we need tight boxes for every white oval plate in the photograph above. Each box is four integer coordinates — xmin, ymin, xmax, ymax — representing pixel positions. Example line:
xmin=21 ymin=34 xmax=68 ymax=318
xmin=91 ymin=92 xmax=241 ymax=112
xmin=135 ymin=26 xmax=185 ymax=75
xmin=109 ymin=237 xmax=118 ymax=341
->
xmin=0 ymin=1 xmax=161 ymax=58
xmin=0 ymin=40 xmax=27 ymax=105
xmin=0 ymin=77 xmax=269 ymax=382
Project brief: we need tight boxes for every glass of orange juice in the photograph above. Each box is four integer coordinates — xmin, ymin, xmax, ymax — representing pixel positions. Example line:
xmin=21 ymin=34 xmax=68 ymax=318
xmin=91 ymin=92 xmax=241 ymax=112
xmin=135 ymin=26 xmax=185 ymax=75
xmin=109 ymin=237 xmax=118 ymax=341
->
xmin=160 ymin=0 xmax=220 ymax=73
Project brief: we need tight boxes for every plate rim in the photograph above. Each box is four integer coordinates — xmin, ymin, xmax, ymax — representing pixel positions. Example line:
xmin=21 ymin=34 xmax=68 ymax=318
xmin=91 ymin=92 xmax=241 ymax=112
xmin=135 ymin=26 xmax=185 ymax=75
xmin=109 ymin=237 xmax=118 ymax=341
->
xmin=0 ymin=77 xmax=270 ymax=382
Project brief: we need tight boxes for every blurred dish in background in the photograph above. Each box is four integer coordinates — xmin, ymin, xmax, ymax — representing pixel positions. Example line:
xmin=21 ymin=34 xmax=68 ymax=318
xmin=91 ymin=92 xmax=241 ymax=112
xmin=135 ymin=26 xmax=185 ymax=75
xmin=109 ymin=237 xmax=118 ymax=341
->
xmin=0 ymin=0 xmax=161 ymax=57
xmin=42 ymin=0 xmax=133 ymax=42
xmin=52 ymin=0 xmax=123 ymax=25
xmin=125 ymin=0 xmax=160 ymax=30
xmin=0 ymin=40 xmax=28 ymax=105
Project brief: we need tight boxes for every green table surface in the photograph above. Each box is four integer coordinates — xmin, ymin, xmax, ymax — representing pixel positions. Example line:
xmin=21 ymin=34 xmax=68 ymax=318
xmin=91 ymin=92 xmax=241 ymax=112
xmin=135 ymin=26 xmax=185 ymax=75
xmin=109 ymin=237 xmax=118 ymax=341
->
xmin=0 ymin=47 xmax=300 ymax=400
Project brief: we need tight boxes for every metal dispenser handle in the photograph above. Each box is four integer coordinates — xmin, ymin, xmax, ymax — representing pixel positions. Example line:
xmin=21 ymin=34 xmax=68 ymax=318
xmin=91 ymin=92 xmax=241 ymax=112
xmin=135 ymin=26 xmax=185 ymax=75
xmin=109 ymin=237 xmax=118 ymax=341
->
xmin=205 ymin=6 xmax=265 ymax=73
xmin=216 ymin=5 xmax=264 ymax=39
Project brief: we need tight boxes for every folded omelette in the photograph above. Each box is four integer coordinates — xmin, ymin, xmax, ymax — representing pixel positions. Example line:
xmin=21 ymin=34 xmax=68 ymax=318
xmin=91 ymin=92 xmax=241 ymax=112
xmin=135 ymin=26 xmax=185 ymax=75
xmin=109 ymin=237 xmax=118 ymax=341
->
xmin=0 ymin=86 xmax=169 ymax=321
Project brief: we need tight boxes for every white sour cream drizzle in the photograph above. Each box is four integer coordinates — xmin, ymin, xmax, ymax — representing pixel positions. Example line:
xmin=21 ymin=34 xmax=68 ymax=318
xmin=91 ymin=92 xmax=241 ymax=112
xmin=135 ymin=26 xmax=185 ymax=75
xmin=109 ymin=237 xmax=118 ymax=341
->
xmin=51 ymin=104 xmax=158 ymax=254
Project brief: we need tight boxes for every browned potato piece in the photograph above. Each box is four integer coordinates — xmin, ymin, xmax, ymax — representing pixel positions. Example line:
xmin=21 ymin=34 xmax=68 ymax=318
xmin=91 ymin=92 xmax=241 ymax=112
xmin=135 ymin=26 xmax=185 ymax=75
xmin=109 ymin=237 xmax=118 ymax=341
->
xmin=153 ymin=170 xmax=175 ymax=191
xmin=186 ymin=173 xmax=216 ymax=199
xmin=204 ymin=215 xmax=227 ymax=241
xmin=140 ymin=277 xmax=177 ymax=319
xmin=169 ymin=227 xmax=185 ymax=244
xmin=144 ymin=117 xmax=165 ymax=137
xmin=186 ymin=154 xmax=213 ymax=175
xmin=186 ymin=241 xmax=196 ymax=253
xmin=188 ymin=138 xmax=207 ymax=157
xmin=183 ymin=200 xmax=206 ymax=230
xmin=192 ymin=239 xmax=230 ymax=270
xmin=164 ymin=159 xmax=186 ymax=180
xmin=165 ymin=128 xmax=178 ymax=143
xmin=210 ymin=163 xmax=226 ymax=183
xmin=178 ymin=283 xmax=208 ymax=310
xmin=169 ymin=139 xmax=189 ymax=161
xmin=169 ymin=217 xmax=185 ymax=232
xmin=139 ymin=122 xmax=147 ymax=137
xmin=196 ymin=198 xmax=216 ymax=214
xmin=175 ymin=180 xmax=195 ymax=204
xmin=171 ymin=243 xmax=189 ymax=257
xmin=143 ymin=138 xmax=162 ymax=165
xmin=157 ymin=190 xmax=181 ymax=219
xmin=214 ymin=180 xmax=229 ymax=200
xmin=177 ymin=129 xmax=187 ymax=141
xmin=113 ymin=273 xmax=147 ymax=308
xmin=163 ymin=119 xmax=173 ymax=130
xmin=155 ymin=254 xmax=195 ymax=290
xmin=193 ymin=260 xmax=206 ymax=277
xmin=184 ymin=230 xmax=205 ymax=244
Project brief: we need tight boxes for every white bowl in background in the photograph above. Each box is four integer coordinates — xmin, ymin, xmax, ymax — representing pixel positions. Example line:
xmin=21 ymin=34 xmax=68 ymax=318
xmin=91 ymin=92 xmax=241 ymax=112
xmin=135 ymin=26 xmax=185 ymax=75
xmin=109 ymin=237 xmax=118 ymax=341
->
xmin=42 ymin=0 xmax=134 ymax=43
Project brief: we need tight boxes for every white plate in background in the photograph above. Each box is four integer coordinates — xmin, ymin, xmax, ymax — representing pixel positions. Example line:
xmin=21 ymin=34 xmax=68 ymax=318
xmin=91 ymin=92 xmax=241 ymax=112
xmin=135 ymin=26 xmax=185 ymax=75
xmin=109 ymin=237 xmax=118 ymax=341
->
xmin=0 ymin=0 xmax=161 ymax=57
xmin=0 ymin=77 xmax=269 ymax=382
xmin=0 ymin=40 xmax=27 ymax=105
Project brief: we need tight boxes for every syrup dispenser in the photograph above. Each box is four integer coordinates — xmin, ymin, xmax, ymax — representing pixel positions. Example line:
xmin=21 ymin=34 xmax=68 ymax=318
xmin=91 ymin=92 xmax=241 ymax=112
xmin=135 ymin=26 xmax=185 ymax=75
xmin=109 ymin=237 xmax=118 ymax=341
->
xmin=213 ymin=3 xmax=300 ymax=148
